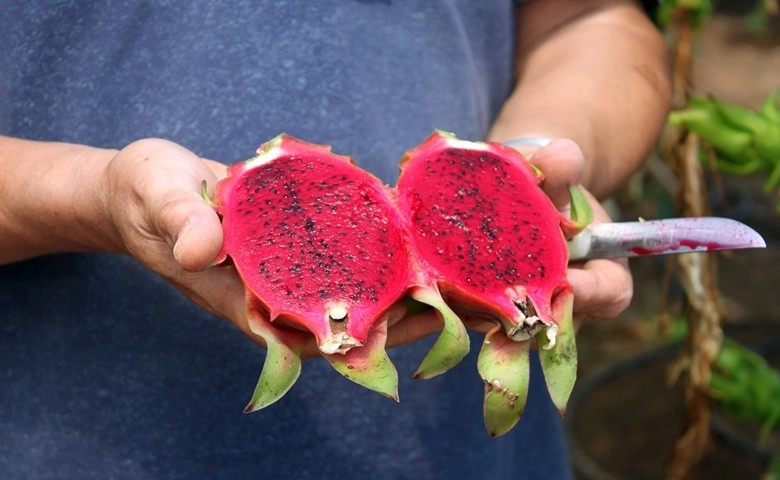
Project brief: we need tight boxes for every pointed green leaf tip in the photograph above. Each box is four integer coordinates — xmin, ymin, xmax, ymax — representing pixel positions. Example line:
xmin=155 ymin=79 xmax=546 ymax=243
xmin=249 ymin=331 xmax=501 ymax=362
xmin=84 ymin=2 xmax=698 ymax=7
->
xmin=324 ymin=321 xmax=399 ymax=401
xmin=536 ymin=292 xmax=577 ymax=415
xmin=760 ymin=88 xmax=780 ymax=122
xmin=244 ymin=336 xmax=303 ymax=413
xmin=568 ymin=185 xmax=593 ymax=230
xmin=432 ymin=128 xmax=458 ymax=140
xmin=478 ymin=327 xmax=531 ymax=437
xmin=201 ymin=179 xmax=217 ymax=207
xmin=243 ymin=303 xmax=307 ymax=413
xmin=409 ymin=287 xmax=470 ymax=380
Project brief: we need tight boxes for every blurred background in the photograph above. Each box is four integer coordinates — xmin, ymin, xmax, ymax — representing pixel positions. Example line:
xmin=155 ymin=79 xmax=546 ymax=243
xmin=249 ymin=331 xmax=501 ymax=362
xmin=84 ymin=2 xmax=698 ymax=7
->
xmin=566 ymin=1 xmax=780 ymax=479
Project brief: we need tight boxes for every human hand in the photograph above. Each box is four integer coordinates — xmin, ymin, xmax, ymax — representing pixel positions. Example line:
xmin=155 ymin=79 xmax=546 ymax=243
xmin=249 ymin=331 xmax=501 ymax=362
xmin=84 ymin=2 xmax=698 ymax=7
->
xmin=99 ymin=138 xmax=256 ymax=338
xmin=98 ymin=137 xmax=629 ymax=358
xmin=101 ymin=139 xmax=412 ymax=358
xmin=386 ymin=137 xmax=634 ymax=349
xmin=98 ymin=138 xmax=460 ymax=358
xmin=525 ymin=138 xmax=633 ymax=324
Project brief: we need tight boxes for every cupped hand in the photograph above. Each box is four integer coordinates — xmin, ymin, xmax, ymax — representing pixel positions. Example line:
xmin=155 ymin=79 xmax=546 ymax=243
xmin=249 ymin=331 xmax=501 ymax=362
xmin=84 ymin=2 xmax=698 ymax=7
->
xmin=99 ymin=138 xmax=258 ymax=339
xmin=99 ymin=138 xmax=441 ymax=357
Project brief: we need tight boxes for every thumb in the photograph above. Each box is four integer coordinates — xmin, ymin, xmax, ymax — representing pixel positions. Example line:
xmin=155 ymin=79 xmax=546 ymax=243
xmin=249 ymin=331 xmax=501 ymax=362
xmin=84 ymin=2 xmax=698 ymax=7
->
xmin=527 ymin=138 xmax=585 ymax=209
xmin=168 ymin=195 xmax=224 ymax=271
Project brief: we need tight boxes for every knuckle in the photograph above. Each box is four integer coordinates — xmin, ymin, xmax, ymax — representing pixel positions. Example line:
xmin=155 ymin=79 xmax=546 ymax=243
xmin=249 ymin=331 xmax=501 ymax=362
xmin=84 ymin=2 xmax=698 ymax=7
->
xmin=603 ymin=280 xmax=633 ymax=319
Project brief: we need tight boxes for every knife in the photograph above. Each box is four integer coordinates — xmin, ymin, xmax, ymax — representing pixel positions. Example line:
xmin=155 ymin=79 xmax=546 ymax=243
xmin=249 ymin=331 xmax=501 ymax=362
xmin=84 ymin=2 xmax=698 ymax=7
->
xmin=567 ymin=217 xmax=767 ymax=261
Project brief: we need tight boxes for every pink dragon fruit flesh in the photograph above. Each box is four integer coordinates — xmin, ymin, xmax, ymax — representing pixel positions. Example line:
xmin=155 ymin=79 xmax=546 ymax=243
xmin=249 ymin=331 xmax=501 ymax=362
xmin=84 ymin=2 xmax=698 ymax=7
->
xmin=205 ymin=134 xmax=413 ymax=409
xmin=204 ymin=134 xmax=468 ymax=412
xmin=204 ymin=131 xmax=591 ymax=437
xmin=395 ymin=131 xmax=592 ymax=437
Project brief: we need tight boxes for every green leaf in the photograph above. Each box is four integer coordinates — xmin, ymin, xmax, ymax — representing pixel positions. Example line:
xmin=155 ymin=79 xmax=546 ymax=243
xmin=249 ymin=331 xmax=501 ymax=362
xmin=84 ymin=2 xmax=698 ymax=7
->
xmin=568 ymin=185 xmax=594 ymax=229
xmin=200 ymin=179 xmax=217 ymax=207
xmin=712 ymin=99 xmax=768 ymax=135
xmin=764 ymin=161 xmax=780 ymax=194
xmin=478 ymin=327 xmax=531 ymax=437
xmin=536 ymin=292 xmax=577 ymax=415
xmin=244 ymin=336 xmax=303 ymax=412
xmin=324 ymin=320 xmax=399 ymax=401
xmin=760 ymin=89 xmax=780 ymax=123
xmin=409 ymin=286 xmax=470 ymax=380
xmin=670 ymin=108 xmax=756 ymax=160
xmin=243 ymin=297 xmax=308 ymax=412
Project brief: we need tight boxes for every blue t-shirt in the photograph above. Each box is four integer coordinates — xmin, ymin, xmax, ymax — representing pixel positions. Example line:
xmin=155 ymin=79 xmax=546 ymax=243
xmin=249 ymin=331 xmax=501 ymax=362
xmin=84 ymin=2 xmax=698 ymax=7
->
xmin=0 ymin=2 xmax=572 ymax=479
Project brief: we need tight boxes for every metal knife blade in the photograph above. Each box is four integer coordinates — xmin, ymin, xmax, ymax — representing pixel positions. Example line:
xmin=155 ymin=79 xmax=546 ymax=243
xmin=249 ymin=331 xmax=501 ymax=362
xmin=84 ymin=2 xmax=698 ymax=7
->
xmin=567 ymin=217 xmax=767 ymax=261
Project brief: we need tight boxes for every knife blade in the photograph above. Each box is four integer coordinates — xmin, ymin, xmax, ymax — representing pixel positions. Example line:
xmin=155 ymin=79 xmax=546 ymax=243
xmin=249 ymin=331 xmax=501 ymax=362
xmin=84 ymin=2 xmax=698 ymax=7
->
xmin=567 ymin=217 xmax=767 ymax=261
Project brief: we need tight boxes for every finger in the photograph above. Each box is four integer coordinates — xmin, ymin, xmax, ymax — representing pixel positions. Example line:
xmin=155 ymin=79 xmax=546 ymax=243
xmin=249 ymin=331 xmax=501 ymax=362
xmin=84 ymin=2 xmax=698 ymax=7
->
xmin=384 ymin=310 xmax=497 ymax=349
xmin=170 ymin=160 xmax=228 ymax=271
xmin=567 ymin=258 xmax=633 ymax=319
xmin=205 ymin=159 xmax=229 ymax=179
xmin=385 ymin=311 xmax=443 ymax=349
xmin=110 ymin=140 xmax=225 ymax=271
xmin=564 ymin=184 xmax=633 ymax=319
xmin=174 ymin=264 xmax=247 ymax=324
xmin=149 ymin=168 xmax=224 ymax=271
xmin=527 ymin=138 xmax=585 ymax=208
xmin=169 ymin=262 xmax=305 ymax=358
xmin=170 ymin=200 xmax=224 ymax=271
xmin=176 ymin=264 xmax=327 ymax=359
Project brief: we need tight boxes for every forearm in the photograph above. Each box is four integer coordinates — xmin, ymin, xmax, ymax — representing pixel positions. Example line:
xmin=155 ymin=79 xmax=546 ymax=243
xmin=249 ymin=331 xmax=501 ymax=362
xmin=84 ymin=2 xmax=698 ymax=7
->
xmin=0 ymin=136 xmax=120 ymax=264
xmin=489 ymin=0 xmax=671 ymax=198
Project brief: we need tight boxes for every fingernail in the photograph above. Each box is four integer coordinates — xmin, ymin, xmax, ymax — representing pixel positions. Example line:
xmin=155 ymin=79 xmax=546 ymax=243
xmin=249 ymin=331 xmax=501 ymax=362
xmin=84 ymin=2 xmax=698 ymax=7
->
xmin=172 ymin=221 xmax=192 ymax=266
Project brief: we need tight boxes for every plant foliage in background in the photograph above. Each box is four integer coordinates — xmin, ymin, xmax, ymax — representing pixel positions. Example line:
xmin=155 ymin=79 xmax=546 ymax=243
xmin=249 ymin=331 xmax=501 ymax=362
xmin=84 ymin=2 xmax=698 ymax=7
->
xmin=709 ymin=338 xmax=780 ymax=442
xmin=668 ymin=90 xmax=780 ymax=209
xmin=652 ymin=0 xmax=778 ymax=477
xmin=656 ymin=0 xmax=714 ymax=30
xmin=656 ymin=0 xmax=778 ymax=33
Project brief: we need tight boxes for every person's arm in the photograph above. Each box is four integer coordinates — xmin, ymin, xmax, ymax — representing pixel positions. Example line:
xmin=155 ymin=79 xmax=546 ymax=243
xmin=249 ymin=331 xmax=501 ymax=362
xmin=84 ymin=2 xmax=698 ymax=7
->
xmin=489 ymin=0 xmax=671 ymax=320
xmin=490 ymin=0 xmax=670 ymax=198
xmin=0 ymin=135 xmax=250 ymax=334
xmin=0 ymin=137 xmax=118 ymax=263
xmin=0 ymin=135 xmax=433 ymax=353
xmin=0 ymin=136 xmax=227 ymax=267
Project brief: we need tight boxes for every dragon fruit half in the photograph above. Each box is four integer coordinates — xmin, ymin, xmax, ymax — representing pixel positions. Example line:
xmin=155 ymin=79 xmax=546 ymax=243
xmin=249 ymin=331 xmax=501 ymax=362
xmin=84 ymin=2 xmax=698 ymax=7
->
xmin=396 ymin=131 xmax=592 ymax=436
xmin=205 ymin=131 xmax=592 ymax=436
xmin=204 ymin=134 xmax=466 ymax=411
